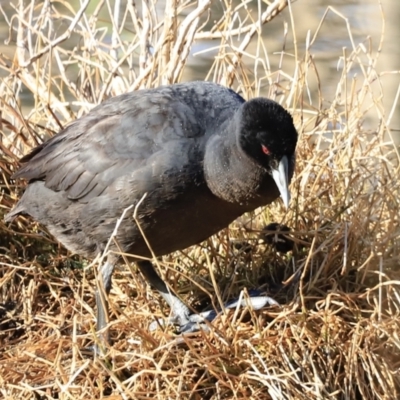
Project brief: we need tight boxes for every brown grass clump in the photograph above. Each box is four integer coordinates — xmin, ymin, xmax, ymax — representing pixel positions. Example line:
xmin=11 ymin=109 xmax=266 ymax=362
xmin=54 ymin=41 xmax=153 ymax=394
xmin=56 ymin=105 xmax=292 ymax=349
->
xmin=0 ymin=0 xmax=399 ymax=398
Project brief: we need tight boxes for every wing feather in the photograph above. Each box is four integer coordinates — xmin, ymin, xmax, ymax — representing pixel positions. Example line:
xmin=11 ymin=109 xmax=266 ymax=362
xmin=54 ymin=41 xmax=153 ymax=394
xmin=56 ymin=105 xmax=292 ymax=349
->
xmin=13 ymin=88 xmax=209 ymax=202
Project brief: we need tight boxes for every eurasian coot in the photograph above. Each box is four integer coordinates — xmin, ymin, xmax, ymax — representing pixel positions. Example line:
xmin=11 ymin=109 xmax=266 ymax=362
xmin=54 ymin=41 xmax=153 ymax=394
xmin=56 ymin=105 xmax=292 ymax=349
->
xmin=6 ymin=81 xmax=298 ymax=340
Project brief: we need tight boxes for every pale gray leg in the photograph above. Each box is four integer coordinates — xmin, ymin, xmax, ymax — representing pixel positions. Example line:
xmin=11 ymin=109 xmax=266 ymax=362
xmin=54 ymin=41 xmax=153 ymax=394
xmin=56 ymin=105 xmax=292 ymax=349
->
xmin=137 ymin=260 xmax=191 ymax=326
xmin=137 ymin=260 xmax=280 ymax=333
xmin=95 ymin=257 xmax=116 ymax=346
xmin=95 ymin=259 xmax=279 ymax=338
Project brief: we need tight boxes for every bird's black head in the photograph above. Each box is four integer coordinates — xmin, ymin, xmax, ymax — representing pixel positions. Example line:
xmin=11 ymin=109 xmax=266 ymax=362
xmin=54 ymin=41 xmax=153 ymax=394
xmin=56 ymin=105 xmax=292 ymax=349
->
xmin=238 ymin=98 xmax=297 ymax=170
xmin=237 ymin=98 xmax=298 ymax=207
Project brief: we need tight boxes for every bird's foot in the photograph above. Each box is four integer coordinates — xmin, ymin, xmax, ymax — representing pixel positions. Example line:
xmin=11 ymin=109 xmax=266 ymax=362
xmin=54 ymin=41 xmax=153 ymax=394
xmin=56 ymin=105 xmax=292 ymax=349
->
xmin=149 ymin=312 xmax=210 ymax=333
xmin=149 ymin=291 xmax=279 ymax=333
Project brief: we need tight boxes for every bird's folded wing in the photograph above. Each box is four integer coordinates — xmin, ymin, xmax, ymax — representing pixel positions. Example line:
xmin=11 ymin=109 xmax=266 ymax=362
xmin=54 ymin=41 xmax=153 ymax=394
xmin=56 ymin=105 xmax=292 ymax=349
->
xmin=13 ymin=91 xmax=206 ymax=203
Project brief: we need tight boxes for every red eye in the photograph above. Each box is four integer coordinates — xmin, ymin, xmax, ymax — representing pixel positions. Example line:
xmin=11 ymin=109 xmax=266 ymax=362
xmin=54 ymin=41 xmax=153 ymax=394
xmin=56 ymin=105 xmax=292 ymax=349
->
xmin=261 ymin=145 xmax=270 ymax=155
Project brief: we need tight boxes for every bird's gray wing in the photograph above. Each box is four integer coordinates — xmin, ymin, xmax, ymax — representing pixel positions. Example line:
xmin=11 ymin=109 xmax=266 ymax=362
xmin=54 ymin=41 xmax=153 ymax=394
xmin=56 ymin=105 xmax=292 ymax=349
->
xmin=13 ymin=90 xmax=206 ymax=202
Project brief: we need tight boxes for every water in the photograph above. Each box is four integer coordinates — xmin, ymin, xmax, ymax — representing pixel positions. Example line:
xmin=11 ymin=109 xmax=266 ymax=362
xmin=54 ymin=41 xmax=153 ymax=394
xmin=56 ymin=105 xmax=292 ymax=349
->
xmin=0 ymin=0 xmax=399 ymax=134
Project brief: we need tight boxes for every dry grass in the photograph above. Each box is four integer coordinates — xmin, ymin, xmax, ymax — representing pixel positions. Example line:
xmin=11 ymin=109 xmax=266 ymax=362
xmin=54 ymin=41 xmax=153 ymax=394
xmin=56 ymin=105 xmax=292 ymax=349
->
xmin=1 ymin=0 xmax=400 ymax=398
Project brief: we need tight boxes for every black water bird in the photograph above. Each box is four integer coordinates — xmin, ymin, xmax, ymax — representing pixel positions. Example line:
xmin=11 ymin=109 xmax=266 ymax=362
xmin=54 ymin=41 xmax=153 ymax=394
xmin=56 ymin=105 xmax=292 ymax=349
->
xmin=5 ymin=81 xmax=298 ymax=340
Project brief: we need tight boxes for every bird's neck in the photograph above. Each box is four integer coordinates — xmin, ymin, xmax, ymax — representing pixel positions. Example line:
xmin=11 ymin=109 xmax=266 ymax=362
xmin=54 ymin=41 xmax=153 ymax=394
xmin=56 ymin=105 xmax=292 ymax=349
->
xmin=203 ymin=125 xmax=267 ymax=207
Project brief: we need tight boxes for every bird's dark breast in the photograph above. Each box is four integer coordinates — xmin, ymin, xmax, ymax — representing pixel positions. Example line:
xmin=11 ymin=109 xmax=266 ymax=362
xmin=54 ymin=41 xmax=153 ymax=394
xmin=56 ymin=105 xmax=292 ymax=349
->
xmin=89 ymin=185 xmax=253 ymax=259
xmin=105 ymin=174 xmax=280 ymax=258
xmin=123 ymin=189 xmax=245 ymax=257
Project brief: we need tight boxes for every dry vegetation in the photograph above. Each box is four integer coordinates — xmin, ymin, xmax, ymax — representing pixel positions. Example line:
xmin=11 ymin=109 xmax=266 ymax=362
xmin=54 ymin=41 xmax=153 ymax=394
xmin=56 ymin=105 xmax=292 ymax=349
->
xmin=0 ymin=0 xmax=399 ymax=398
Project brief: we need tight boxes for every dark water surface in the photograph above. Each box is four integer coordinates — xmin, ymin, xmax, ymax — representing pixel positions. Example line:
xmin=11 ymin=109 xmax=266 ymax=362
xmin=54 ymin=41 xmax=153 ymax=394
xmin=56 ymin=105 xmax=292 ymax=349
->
xmin=1 ymin=0 xmax=399 ymax=135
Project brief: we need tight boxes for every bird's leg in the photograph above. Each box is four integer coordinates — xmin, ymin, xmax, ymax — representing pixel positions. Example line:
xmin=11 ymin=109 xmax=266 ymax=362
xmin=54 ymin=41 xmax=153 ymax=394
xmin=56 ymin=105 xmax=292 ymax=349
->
xmin=137 ymin=260 xmax=280 ymax=333
xmin=95 ymin=257 xmax=116 ymax=349
xmin=136 ymin=260 xmax=191 ymax=327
